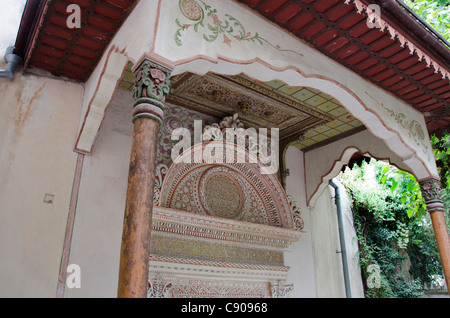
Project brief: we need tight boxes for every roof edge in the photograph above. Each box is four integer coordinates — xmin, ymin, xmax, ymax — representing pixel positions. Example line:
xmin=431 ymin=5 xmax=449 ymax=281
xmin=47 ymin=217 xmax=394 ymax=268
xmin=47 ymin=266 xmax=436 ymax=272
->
xmin=14 ymin=0 xmax=47 ymax=61
xmin=364 ymin=0 xmax=450 ymax=70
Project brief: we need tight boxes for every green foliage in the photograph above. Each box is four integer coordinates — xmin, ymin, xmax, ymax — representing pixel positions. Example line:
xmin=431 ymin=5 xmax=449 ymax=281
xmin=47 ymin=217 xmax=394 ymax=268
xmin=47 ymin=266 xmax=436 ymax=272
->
xmin=431 ymin=132 xmax=450 ymax=230
xmin=403 ymin=0 xmax=450 ymax=42
xmin=377 ymin=163 xmax=428 ymax=220
xmin=431 ymin=131 xmax=450 ymax=189
xmin=339 ymin=159 xmax=444 ymax=298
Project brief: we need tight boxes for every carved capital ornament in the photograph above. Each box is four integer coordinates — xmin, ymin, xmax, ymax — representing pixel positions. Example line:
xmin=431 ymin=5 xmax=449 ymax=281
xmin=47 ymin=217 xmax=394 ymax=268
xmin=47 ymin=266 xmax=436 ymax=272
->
xmin=419 ymin=178 xmax=445 ymax=212
xmin=132 ymin=60 xmax=172 ymax=125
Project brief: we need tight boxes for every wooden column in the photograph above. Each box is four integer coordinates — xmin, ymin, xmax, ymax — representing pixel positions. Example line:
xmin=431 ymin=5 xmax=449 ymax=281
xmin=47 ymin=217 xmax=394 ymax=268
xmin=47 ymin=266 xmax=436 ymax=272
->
xmin=419 ymin=178 xmax=450 ymax=294
xmin=117 ymin=59 xmax=171 ymax=298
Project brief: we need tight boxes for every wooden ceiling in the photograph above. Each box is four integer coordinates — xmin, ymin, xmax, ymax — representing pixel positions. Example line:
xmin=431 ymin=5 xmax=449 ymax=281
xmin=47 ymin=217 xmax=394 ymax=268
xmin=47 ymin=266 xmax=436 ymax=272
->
xmin=21 ymin=0 xmax=138 ymax=82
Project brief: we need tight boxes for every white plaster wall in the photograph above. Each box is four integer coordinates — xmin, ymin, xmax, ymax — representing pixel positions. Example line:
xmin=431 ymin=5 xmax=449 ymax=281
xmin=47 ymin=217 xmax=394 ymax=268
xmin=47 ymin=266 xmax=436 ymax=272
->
xmin=65 ymin=88 xmax=133 ymax=298
xmin=309 ymin=180 xmax=365 ymax=298
xmin=310 ymin=185 xmax=345 ymax=297
xmin=284 ymin=146 xmax=316 ymax=297
xmin=0 ymin=73 xmax=83 ymax=297
xmin=332 ymin=179 xmax=365 ymax=298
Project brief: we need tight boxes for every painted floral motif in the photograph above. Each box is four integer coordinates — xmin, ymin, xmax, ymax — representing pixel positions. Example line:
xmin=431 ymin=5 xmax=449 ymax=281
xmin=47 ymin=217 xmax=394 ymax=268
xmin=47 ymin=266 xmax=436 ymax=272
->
xmin=377 ymin=100 xmax=431 ymax=161
xmin=175 ymin=0 xmax=303 ymax=56
xmin=180 ymin=0 xmax=203 ymax=21
xmin=287 ymin=195 xmax=304 ymax=231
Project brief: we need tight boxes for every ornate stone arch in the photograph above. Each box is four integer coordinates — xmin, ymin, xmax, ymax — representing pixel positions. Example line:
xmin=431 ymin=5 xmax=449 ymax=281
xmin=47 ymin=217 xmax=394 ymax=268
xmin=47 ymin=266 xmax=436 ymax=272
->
xmin=159 ymin=142 xmax=296 ymax=229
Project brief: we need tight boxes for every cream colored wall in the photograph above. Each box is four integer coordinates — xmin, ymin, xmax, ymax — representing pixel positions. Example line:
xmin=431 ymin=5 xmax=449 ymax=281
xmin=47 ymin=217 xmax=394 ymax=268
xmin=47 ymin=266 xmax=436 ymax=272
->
xmin=64 ymin=88 xmax=133 ymax=298
xmin=0 ymin=72 xmax=83 ymax=297
xmin=310 ymin=185 xmax=345 ymax=297
xmin=284 ymin=146 xmax=317 ymax=297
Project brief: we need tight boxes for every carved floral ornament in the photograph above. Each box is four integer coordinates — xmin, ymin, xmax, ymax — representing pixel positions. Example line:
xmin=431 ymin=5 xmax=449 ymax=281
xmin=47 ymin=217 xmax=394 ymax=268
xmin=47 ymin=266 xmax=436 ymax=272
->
xmin=148 ymin=276 xmax=274 ymax=298
xmin=271 ymin=283 xmax=294 ymax=298
xmin=147 ymin=276 xmax=172 ymax=298
xmin=132 ymin=60 xmax=172 ymax=125
xmin=419 ymin=178 xmax=445 ymax=212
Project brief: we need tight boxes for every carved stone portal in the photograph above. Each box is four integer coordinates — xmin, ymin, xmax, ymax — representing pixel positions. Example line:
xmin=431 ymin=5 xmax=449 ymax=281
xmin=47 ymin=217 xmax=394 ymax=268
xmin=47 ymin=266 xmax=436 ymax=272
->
xmin=148 ymin=140 xmax=304 ymax=298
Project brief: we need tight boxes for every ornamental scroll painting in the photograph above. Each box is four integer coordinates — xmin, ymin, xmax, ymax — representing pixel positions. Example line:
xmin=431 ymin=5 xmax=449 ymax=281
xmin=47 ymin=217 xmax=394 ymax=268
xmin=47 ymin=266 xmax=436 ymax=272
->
xmin=175 ymin=0 xmax=303 ymax=56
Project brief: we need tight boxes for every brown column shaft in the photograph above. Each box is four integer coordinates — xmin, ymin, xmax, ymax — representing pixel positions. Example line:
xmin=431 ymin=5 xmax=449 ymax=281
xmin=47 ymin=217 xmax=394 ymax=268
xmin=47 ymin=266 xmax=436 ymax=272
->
xmin=430 ymin=210 xmax=450 ymax=292
xmin=117 ymin=59 xmax=171 ymax=298
xmin=117 ymin=118 xmax=159 ymax=298
xmin=420 ymin=178 xmax=450 ymax=294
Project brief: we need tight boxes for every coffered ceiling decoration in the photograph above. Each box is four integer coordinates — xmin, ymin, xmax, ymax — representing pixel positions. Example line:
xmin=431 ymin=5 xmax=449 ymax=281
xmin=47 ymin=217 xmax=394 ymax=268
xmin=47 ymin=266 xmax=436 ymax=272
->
xmin=263 ymin=79 xmax=364 ymax=149
xmin=167 ymin=72 xmax=337 ymax=141
xmin=119 ymin=62 xmax=365 ymax=150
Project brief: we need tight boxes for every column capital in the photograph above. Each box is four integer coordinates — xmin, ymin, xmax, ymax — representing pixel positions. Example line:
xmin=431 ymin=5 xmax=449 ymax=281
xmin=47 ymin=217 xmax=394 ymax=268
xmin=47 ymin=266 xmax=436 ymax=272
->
xmin=419 ymin=178 xmax=445 ymax=212
xmin=132 ymin=59 xmax=173 ymax=125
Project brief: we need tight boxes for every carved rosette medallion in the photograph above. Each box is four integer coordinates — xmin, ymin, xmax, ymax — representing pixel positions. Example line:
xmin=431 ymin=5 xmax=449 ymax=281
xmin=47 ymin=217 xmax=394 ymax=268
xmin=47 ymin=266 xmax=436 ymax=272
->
xmin=132 ymin=60 xmax=172 ymax=125
xmin=200 ymin=167 xmax=245 ymax=219
xmin=419 ymin=178 xmax=445 ymax=212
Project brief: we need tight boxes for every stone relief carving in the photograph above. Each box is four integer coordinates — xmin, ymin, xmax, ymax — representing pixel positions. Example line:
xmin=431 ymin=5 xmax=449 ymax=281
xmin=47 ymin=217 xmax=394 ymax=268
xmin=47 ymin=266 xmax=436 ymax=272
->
xmin=153 ymin=163 xmax=169 ymax=205
xmin=287 ymin=195 xmax=305 ymax=231
xmin=202 ymin=113 xmax=266 ymax=155
xmin=148 ymin=276 xmax=173 ymax=298
xmin=149 ymin=113 xmax=301 ymax=298
xmin=271 ymin=283 xmax=293 ymax=298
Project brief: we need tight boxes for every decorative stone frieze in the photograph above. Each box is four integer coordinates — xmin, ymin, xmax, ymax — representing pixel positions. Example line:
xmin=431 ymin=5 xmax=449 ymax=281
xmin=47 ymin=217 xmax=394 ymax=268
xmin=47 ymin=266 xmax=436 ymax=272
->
xmin=148 ymin=207 xmax=302 ymax=297
xmin=151 ymin=206 xmax=303 ymax=249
